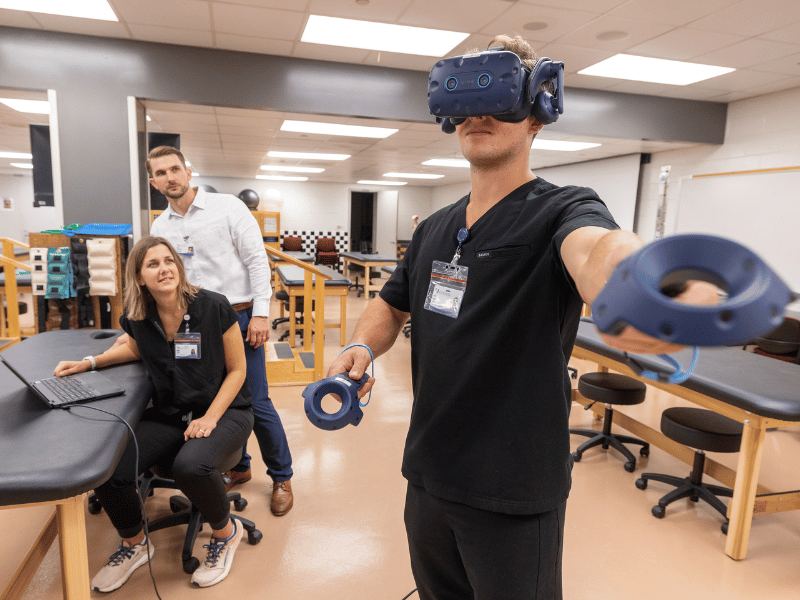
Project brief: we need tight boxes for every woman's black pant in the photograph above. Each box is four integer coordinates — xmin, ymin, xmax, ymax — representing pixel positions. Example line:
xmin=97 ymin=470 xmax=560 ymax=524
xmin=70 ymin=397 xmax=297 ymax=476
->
xmin=93 ymin=406 xmax=253 ymax=539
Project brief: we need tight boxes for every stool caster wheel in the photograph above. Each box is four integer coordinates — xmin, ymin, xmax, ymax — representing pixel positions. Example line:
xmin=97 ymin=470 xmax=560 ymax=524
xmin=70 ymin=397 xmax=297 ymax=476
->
xmin=624 ymin=461 xmax=636 ymax=473
xmin=635 ymin=478 xmax=647 ymax=490
xmin=88 ymin=497 xmax=103 ymax=515
xmin=183 ymin=557 xmax=200 ymax=574
xmin=652 ymin=505 xmax=665 ymax=519
xmin=640 ymin=446 xmax=650 ymax=457
xmin=248 ymin=529 xmax=263 ymax=545
xmin=721 ymin=521 xmax=729 ymax=535
xmin=170 ymin=499 xmax=183 ymax=513
xmin=234 ymin=498 xmax=247 ymax=511
xmin=571 ymin=451 xmax=581 ymax=463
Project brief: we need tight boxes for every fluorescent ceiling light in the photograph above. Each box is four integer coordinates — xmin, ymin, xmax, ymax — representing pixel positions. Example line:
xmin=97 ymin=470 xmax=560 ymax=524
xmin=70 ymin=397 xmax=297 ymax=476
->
xmin=0 ymin=151 xmax=33 ymax=159
xmin=185 ymin=161 xmax=191 ymax=166
xmin=423 ymin=158 xmax=470 ymax=168
xmin=257 ymin=175 xmax=309 ymax=182
xmin=0 ymin=99 xmax=50 ymax=114
xmin=358 ymin=180 xmax=407 ymax=186
xmin=10 ymin=163 xmax=33 ymax=169
xmin=261 ymin=165 xmax=325 ymax=173
xmin=190 ymin=172 xmax=200 ymax=176
xmin=384 ymin=172 xmax=444 ymax=179
xmin=146 ymin=115 xmax=152 ymax=122
xmin=532 ymin=139 xmax=601 ymax=151
xmin=579 ymin=54 xmax=735 ymax=86
xmin=302 ymin=15 xmax=468 ymax=57
xmin=268 ymin=151 xmax=350 ymax=161
xmin=0 ymin=0 xmax=117 ymax=21
xmin=281 ymin=120 xmax=397 ymax=139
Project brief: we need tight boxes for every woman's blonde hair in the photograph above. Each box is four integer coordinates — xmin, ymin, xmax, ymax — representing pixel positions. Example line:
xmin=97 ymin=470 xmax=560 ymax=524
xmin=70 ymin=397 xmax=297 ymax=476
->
xmin=123 ymin=236 xmax=199 ymax=320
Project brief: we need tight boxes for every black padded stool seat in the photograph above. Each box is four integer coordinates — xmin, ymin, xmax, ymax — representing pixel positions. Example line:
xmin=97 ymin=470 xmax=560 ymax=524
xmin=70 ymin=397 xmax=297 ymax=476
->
xmin=636 ymin=407 xmax=744 ymax=533
xmin=571 ymin=372 xmax=650 ymax=472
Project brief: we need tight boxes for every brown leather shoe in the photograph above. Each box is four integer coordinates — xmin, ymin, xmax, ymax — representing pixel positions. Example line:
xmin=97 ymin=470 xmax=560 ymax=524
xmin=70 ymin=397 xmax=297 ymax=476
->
xmin=271 ymin=480 xmax=293 ymax=516
xmin=223 ymin=468 xmax=252 ymax=492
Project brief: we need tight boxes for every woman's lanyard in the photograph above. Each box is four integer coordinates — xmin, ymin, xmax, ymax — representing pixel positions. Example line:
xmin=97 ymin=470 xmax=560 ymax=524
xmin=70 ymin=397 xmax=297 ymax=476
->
xmin=174 ymin=313 xmax=201 ymax=359
xmin=424 ymin=227 xmax=470 ymax=319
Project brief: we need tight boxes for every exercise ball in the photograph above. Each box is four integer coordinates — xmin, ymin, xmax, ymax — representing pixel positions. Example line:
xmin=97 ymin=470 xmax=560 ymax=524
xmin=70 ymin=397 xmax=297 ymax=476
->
xmin=238 ymin=189 xmax=259 ymax=210
xmin=199 ymin=184 xmax=217 ymax=193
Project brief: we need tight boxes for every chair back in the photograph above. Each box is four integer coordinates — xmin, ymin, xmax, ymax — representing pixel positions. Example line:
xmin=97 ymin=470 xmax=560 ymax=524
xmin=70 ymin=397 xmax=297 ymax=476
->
xmin=283 ymin=236 xmax=303 ymax=252
xmin=315 ymin=237 xmax=336 ymax=252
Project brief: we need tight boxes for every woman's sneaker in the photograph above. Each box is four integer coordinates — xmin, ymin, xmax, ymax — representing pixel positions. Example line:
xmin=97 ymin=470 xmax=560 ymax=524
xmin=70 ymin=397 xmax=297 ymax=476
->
xmin=92 ymin=538 xmax=154 ymax=592
xmin=190 ymin=520 xmax=244 ymax=587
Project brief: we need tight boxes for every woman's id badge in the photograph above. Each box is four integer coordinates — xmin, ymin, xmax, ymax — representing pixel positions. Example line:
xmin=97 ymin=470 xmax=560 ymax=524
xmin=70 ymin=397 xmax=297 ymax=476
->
xmin=424 ymin=261 xmax=468 ymax=319
xmin=175 ymin=333 xmax=201 ymax=359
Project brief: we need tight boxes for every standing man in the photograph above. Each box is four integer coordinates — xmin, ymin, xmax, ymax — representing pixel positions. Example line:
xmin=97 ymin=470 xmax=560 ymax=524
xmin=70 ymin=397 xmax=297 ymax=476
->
xmin=327 ymin=35 xmax=716 ymax=599
xmin=148 ymin=146 xmax=293 ymax=516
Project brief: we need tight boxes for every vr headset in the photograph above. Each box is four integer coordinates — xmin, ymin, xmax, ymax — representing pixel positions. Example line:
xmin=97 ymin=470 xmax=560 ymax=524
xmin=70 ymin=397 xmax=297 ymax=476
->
xmin=428 ymin=48 xmax=564 ymax=134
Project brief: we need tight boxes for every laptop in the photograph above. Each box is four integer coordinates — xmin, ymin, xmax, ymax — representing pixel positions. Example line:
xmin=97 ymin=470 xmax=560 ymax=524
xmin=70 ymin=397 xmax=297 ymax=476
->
xmin=0 ymin=354 xmax=125 ymax=408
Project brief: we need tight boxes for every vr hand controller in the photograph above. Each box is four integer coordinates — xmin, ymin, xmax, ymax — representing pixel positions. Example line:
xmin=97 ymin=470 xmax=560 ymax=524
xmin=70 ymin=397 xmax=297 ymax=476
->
xmin=428 ymin=48 xmax=564 ymax=134
xmin=592 ymin=234 xmax=798 ymax=383
xmin=303 ymin=372 xmax=371 ymax=431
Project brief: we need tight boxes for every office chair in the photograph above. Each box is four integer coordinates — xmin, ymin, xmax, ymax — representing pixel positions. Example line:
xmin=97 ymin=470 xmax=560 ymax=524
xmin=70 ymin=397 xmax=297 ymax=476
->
xmin=314 ymin=237 xmax=339 ymax=271
xmin=88 ymin=448 xmax=262 ymax=574
xmin=636 ymin=407 xmax=743 ymax=533
xmin=271 ymin=290 xmax=312 ymax=342
xmin=282 ymin=236 xmax=303 ymax=252
xmin=570 ymin=372 xmax=650 ymax=472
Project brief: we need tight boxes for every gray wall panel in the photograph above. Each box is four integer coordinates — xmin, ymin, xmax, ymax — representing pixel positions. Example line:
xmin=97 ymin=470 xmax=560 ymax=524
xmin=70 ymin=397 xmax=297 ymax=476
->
xmin=0 ymin=26 xmax=727 ymax=225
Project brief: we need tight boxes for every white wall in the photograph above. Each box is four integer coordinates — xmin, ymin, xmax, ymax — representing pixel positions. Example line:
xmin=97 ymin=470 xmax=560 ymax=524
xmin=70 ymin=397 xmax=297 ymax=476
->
xmin=192 ymin=176 xmax=433 ymax=240
xmin=0 ymin=173 xmax=63 ymax=243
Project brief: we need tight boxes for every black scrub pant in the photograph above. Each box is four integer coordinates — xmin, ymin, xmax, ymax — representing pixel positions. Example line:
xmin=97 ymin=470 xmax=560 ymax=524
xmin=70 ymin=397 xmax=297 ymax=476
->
xmin=94 ymin=406 xmax=253 ymax=539
xmin=404 ymin=483 xmax=566 ymax=600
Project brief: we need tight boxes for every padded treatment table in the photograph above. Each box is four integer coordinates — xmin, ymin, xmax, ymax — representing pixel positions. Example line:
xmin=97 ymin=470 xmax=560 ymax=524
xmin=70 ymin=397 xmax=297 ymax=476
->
xmin=340 ymin=252 xmax=397 ymax=299
xmin=0 ymin=330 xmax=151 ymax=599
xmin=275 ymin=264 xmax=350 ymax=347
xmin=572 ymin=319 xmax=800 ymax=560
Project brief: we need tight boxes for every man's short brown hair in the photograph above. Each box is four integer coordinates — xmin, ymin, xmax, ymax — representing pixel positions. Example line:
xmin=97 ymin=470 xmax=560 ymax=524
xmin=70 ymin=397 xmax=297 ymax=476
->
xmin=146 ymin=146 xmax=187 ymax=177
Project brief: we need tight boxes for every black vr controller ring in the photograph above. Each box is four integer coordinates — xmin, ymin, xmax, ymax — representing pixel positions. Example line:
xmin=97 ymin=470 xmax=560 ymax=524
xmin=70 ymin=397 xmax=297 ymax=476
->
xmin=303 ymin=373 xmax=370 ymax=431
xmin=592 ymin=234 xmax=796 ymax=347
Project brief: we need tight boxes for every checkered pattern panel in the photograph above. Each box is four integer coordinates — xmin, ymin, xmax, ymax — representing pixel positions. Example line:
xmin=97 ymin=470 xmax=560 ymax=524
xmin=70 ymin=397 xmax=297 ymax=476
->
xmin=282 ymin=230 xmax=349 ymax=256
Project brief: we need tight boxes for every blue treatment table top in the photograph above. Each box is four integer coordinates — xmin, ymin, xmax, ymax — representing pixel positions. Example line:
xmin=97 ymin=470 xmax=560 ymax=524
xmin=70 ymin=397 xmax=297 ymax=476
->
xmin=277 ymin=264 xmax=350 ymax=287
xmin=0 ymin=330 xmax=152 ymax=506
xmin=574 ymin=319 xmax=800 ymax=422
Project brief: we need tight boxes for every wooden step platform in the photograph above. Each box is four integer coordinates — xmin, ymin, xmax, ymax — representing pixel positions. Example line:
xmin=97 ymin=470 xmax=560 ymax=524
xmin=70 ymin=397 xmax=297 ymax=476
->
xmin=265 ymin=342 xmax=316 ymax=386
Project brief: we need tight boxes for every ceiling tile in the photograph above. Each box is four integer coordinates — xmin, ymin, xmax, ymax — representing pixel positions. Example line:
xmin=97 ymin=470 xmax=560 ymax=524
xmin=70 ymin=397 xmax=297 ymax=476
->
xmin=292 ymin=42 xmax=371 ymax=65
xmin=517 ymin=0 xmax=627 ymax=11
xmin=535 ymin=43 xmax=614 ymax=73
xmin=114 ymin=0 xmax=211 ymax=30
xmin=627 ymin=28 xmax=745 ymax=61
xmin=362 ymin=51 xmax=442 ymax=71
xmin=759 ymin=21 xmax=800 ymax=44
xmin=213 ymin=0 xmax=308 ymax=8
xmin=688 ymin=0 xmax=800 ymax=37
xmin=608 ymin=0 xmax=740 ymax=27
xmin=760 ymin=52 xmax=800 ymax=76
xmin=555 ymin=15 xmax=674 ymax=53
xmin=686 ymin=67 xmax=793 ymax=93
xmin=480 ymin=5 xmax=600 ymax=44
xmin=128 ymin=23 xmax=214 ymax=47
xmin=0 ymin=8 xmax=44 ymax=28
xmin=693 ymin=38 xmax=800 ymax=69
xmin=25 ymin=13 xmax=131 ymax=37
xmin=211 ymin=3 xmax=305 ymax=40
xmin=214 ymin=33 xmax=293 ymax=56
xmin=397 ymin=0 xmax=511 ymax=32
xmin=306 ymin=0 xmax=413 ymax=22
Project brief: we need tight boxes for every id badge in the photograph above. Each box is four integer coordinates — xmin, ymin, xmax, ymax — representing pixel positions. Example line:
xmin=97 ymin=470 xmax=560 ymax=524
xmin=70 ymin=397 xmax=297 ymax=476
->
xmin=175 ymin=333 xmax=201 ymax=359
xmin=176 ymin=241 xmax=194 ymax=257
xmin=424 ymin=260 xmax=468 ymax=319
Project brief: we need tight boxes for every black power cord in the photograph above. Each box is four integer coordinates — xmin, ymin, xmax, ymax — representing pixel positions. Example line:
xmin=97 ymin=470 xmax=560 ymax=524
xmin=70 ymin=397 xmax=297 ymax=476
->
xmin=68 ymin=405 xmax=163 ymax=600
xmin=400 ymin=588 xmax=418 ymax=600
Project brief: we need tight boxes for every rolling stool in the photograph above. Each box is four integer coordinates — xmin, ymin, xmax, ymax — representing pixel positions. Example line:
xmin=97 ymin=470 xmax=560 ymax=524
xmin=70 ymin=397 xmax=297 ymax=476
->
xmin=636 ymin=407 xmax=743 ymax=533
xmin=571 ymin=372 xmax=650 ymax=472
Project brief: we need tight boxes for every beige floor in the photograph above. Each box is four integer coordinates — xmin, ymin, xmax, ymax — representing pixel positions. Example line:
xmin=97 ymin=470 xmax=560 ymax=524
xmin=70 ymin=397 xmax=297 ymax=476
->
xmin=5 ymin=279 xmax=800 ymax=600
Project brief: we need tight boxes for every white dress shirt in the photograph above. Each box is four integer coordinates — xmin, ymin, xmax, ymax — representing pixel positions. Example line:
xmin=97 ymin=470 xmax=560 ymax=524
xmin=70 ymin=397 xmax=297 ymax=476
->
xmin=150 ymin=188 xmax=272 ymax=316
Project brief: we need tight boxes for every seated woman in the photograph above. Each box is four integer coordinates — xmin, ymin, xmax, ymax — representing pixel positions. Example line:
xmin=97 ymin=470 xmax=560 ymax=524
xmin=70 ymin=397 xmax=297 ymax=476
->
xmin=54 ymin=236 xmax=253 ymax=592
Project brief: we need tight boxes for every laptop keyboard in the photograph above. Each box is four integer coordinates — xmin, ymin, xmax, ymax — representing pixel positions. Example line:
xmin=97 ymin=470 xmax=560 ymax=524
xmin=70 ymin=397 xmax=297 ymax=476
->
xmin=39 ymin=376 xmax=98 ymax=404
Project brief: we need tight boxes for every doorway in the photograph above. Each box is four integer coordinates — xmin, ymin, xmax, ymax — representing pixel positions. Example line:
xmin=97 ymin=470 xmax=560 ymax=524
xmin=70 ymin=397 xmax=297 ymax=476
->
xmin=350 ymin=191 xmax=375 ymax=252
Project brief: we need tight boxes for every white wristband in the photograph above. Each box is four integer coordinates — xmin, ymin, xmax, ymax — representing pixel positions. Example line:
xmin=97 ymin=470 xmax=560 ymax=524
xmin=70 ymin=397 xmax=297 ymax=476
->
xmin=83 ymin=355 xmax=97 ymax=370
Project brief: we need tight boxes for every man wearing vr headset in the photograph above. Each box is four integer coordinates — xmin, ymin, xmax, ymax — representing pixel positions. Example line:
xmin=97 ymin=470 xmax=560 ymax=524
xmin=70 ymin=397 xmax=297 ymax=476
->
xmin=329 ymin=34 xmax=715 ymax=600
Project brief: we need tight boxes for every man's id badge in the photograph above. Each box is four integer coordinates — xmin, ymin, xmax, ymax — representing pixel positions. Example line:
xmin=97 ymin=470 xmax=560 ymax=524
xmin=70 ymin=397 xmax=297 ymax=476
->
xmin=175 ymin=333 xmax=201 ymax=359
xmin=424 ymin=261 xmax=468 ymax=319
